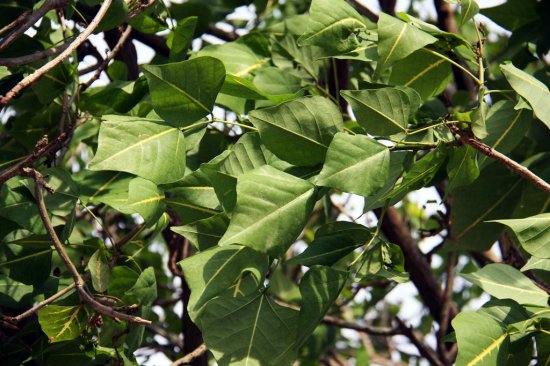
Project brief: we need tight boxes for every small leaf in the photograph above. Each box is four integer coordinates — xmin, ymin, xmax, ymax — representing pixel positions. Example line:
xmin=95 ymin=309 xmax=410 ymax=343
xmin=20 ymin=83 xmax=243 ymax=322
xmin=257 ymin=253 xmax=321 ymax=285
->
xmin=521 ymin=256 xmax=550 ymax=272
xmin=87 ymin=249 xmax=110 ymax=293
xmin=452 ymin=311 xmax=509 ymax=366
xmin=375 ymin=13 xmax=437 ymax=77
xmin=89 ymin=115 xmax=186 ymax=185
xmin=171 ymin=213 xmax=229 ymax=251
xmin=316 ymin=133 xmax=390 ymax=197
xmin=459 ymin=0 xmax=479 ymax=28
xmin=298 ymin=0 xmax=367 ymax=55
xmin=219 ymin=165 xmax=316 ymax=257
xmin=38 ymin=305 xmax=87 ymax=343
xmin=341 ymin=87 xmax=421 ymax=135
xmin=500 ymin=63 xmax=550 ymax=128
xmin=249 ymin=96 xmax=344 ymax=166
xmin=461 ymin=263 xmax=549 ymax=306
xmin=142 ymin=57 xmax=225 ymax=126
xmin=288 ymin=222 xmax=373 ymax=266
xmin=122 ymin=177 xmax=165 ymax=223
xmin=167 ymin=16 xmax=197 ymax=62
xmin=490 ymin=213 xmax=550 ymax=258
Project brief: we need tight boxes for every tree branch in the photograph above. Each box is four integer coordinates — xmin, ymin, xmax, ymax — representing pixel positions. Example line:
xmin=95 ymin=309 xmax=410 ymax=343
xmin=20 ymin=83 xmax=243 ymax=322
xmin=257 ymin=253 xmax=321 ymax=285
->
xmin=450 ymin=125 xmax=550 ymax=194
xmin=170 ymin=343 xmax=208 ymax=366
xmin=395 ymin=317 xmax=444 ymax=366
xmin=0 ymin=0 xmax=68 ymax=53
xmin=27 ymin=168 xmax=151 ymax=324
xmin=347 ymin=0 xmax=378 ymax=22
xmin=0 ymin=39 xmax=73 ymax=67
xmin=0 ymin=0 xmax=114 ymax=109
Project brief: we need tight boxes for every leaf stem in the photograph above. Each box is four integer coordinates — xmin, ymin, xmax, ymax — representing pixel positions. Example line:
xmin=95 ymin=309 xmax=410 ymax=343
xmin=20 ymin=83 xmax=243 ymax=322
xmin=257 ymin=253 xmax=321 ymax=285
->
xmin=212 ymin=118 xmax=258 ymax=131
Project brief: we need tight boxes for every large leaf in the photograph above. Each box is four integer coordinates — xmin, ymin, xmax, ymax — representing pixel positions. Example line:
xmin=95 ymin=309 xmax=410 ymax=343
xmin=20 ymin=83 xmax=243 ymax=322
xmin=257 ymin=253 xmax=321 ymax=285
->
xmin=89 ymin=115 xmax=186 ymax=185
xmin=297 ymin=0 xmax=367 ymax=55
xmin=500 ymin=63 xmax=550 ymax=128
xmin=142 ymin=57 xmax=225 ymax=126
xmin=249 ymin=96 xmax=344 ymax=166
xmin=461 ymin=264 xmax=549 ymax=306
xmin=178 ymin=245 xmax=268 ymax=320
xmin=451 ymin=163 xmax=523 ymax=251
xmin=288 ymin=222 xmax=373 ymax=266
xmin=38 ymin=305 xmax=87 ymax=343
xmin=452 ymin=311 xmax=509 ymax=366
xmin=389 ymin=49 xmax=452 ymax=101
xmin=315 ymin=133 xmax=390 ymax=197
xmin=219 ymin=165 xmax=316 ymax=257
xmin=201 ymin=292 xmax=299 ymax=366
xmin=341 ymin=87 xmax=421 ymax=135
xmin=490 ymin=214 xmax=550 ymax=258
xmin=480 ymin=100 xmax=532 ymax=168
xmin=375 ymin=13 xmax=437 ymax=77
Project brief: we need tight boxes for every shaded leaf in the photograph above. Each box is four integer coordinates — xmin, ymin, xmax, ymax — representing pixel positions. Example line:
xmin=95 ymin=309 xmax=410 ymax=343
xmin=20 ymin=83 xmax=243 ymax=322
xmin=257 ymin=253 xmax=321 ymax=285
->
xmin=167 ymin=16 xmax=197 ymax=62
xmin=122 ymin=177 xmax=165 ymax=223
xmin=171 ymin=213 xmax=229 ymax=251
xmin=490 ymin=213 xmax=550 ymax=258
xmin=87 ymin=249 xmax=110 ymax=293
xmin=446 ymin=145 xmax=479 ymax=193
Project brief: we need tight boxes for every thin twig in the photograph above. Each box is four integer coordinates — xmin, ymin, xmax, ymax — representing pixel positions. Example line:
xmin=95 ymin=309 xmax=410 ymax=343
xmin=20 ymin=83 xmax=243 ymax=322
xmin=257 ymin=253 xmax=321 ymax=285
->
xmin=450 ymin=125 xmax=550 ymax=194
xmin=0 ymin=39 xmax=73 ymax=67
xmin=0 ymin=0 xmax=114 ymax=108
xmin=28 ymin=168 xmax=151 ymax=324
xmin=170 ymin=343 xmax=208 ymax=366
xmin=0 ymin=0 xmax=67 ymax=53
xmin=322 ymin=315 xmax=402 ymax=336
xmin=396 ymin=317 xmax=445 ymax=366
xmin=0 ymin=10 xmax=31 ymax=36
xmin=438 ymin=251 xmax=457 ymax=364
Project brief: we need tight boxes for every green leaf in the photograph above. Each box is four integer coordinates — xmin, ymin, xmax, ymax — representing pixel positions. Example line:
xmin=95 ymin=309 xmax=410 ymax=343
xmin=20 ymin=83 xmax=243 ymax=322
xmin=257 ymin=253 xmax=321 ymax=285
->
xmin=74 ymin=170 xmax=133 ymax=210
xmin=201 ymin=292 xmax=299 ymax=366
xmin=219 ymin=165 xmax=316 ymax=257
xmin=490 ymin=214 xmax=550 ymax=258
xmin=197 ymin=36 xmax=269 ymax=77
xmin=0 ymin=178 xmax=43 ymax=233
xmin=253 ymin=67 xmax=302 ymax=96
xmin=179 ymin=245 xmax=268 ymax=320
xmin=87 ymin=248 xmax=110 ymax=293
xmin=272 ymin=33 xmax=322 ymax=80
xmin=479 ymin=299 xmax=530 ymax=325
xmin=167 ymin=16 xmax=197 ymax=62
xmin=38 ymin=305 xmax=87 ymax=343
xmin=375 ymin=13 xmax=437 ymax=77
xmin=171 ymin=213 xmax=229 ymax=251
xmin=389 ymin=49 xmax=452 ymax=101
xmin=500 ymin=63 xmax=550 ymax=128
xmin=297 ymin=0 xmax=367 ymax=55
xmin=142 ymin=57 xmax=225 ymax=126
xmin=381 ymin=146 xmax=447 ymax=202
xmin=480 ymin=100 xmax=532 ymax=168
xmin=0 ymin=275 xmax=33 ymax=308
xmin=452 ymin=311 xmax=509 ymax=366
xmin=446 ymin=145 xmax=479 ymax=193
xmin=461 ymin=263 xmax=549 ymax=306
xmin=4 ymin=243 xmax=52 ymax=286
xmin=315 ymin=133 xmax=390 ymax=197
xmin=521 ymin=256 xmax=550 ymax=272
xmin=341 ymin=87 xmax=421 ymax=135
xmin=89 ymin=115 xmax=186 ymax=185
xmin=451 ymin=163 xmax=523 ymax=251
xmin=122 ymin=177 xmax=165 ymax=223
xmin=296 ymin=266 xmax=346 ymax=346
xmin=249 ymin=96 xmax=344 ymax=166
xmin=122 ymin=267 xmax=157 ymax=307
xmin=459 ymin=0 xmax=479 ymax=28
xmin=288 ymin=222 xmax=373 ymax=266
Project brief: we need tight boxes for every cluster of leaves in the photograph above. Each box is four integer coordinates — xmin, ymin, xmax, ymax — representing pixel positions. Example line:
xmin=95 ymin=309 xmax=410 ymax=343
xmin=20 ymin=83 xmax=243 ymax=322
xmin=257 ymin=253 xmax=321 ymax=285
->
xmin=0 ymin=0 xmax=549 ymax=365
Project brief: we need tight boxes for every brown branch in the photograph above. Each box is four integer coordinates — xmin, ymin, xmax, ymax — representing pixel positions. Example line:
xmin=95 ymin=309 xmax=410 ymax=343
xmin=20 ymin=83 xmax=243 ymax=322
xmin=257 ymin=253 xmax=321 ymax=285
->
xmin=0 ymin=132 xmax=71 ymax=186
xmin=450 ymin=125 xmax=550 ymax=194
xmin=0 ymin=37 xmax=74 ymax=68
xmin=78 ymin=25 xmax=133 ymax=94
xmin=379 ymin=0 xmax=396 ymax=16
xmin=396 ymin=318 xmax=444 ymax=366
xmin=132 ymin=29 xmax=169 ymax=57
xmin=375 ymin=207 xmax=457 ymax=322
xmin=0 ymin=10 xmax=31 ymax=36
xmin=438 ymin=251 xmax=457 ymax=365
xmin=0 ymin=0 xmax=114 ymax=109
xmin=128 ymin=0 xmax=157 ymax=20
xmin=322 ymin=315 xmax=402 ymax=336
xmin=27 ymin=168 xmax=150 ymax=324
xmin=170 ymin=343 xmax=208 ymax=366
xmin=104 ymin=25 xmax=139 ymax=80
xmin=206 ymin=24 xmax=238 ymax=42
xmin=0 ymin=0 xmax=67 ymax=53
